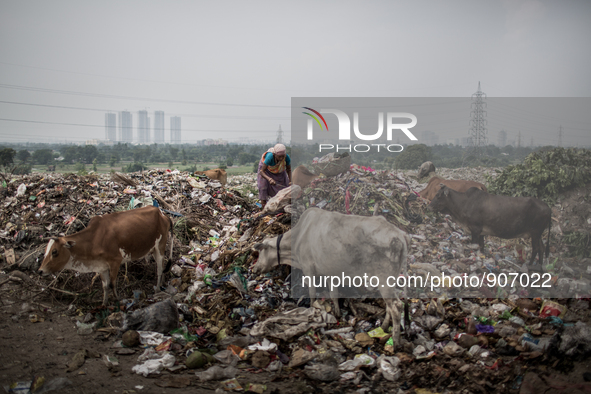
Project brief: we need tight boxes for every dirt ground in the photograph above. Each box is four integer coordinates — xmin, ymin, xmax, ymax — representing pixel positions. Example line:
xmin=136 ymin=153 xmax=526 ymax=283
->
xmin=0 ymin=292 xmax=314 ymax=394
xmin=0 ymin=269 xmax=333 ymax=394
xmin=0 ymin=277 xmax=408 ymax=394
xmin=1 ymin=276 xmax=590 ymax=394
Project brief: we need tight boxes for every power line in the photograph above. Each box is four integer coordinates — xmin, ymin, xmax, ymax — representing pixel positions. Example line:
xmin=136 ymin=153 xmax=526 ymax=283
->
xmin=0 ymin=61 xmax=476 ymax=94
xmin=0 ymin=100 xmax=289 ymax=121
xmin=0 ymin=83 xmax=290 ymax=109
xmin=0 ymin=118 xmax=279 ymax=134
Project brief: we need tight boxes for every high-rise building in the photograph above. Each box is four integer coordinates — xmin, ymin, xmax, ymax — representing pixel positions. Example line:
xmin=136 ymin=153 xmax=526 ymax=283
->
xmin=421 ymin=130 xmax=439 ymax=146
xmin=460 ymin=136 xmax=473 ymax=147
xmin=171 ymin=116 xmax=181 ymax=144
xmin=154 ymin=111 xmax=165 ymax=143
xmin=138 ymin=110 xmax=150 ymax=144
xmin=497 ymin=130 xmax=507 ymax=147
xmin=119 ymin=111 xmax=133 ymax=143
xmin=197 ymin=139 xmax=228 ymax=146
xmin=105 ymin=113 xmax=116 ymax=141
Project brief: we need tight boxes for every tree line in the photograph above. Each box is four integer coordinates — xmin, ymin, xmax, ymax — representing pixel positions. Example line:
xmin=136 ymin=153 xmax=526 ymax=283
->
xmin=0 ymin=141 xmax=553 ymax=179
xmin=0 ymin=143 xmax=269 ymax=175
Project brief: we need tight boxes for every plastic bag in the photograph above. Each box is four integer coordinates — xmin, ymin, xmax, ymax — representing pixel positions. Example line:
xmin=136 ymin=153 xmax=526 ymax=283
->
xmin=262 ymin=185 xmax=301 ymax=213
xmin=16 ymin=183 xmax=26 ymax=197
xmin=195 ymin=365 xmax=238 ymax=381
xmin=132 ymin=352 xmax=175 ymax=377
xmin=377 ymin=355 xmax=401 ymax=381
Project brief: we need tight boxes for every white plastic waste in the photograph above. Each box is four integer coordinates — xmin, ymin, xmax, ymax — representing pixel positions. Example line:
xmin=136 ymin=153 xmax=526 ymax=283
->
xmin=76 ymin=321 xmax=96 ymax=335
xmin=338 ymin=354 xmax=375 ymax=371
xmin=195 ymin=365 xmax=238 ymax=381
xmin=377 ymin=355 xmax=401 ymax=381
xmin=247 ymin=338 xmax=278 ymax=352
xmin=16 ymin=183 xmax=26 ymax=197
xmin=132 ymin=352 xmax=175 ymax=377
xmin=137 ymin=331 xmax=171 ymax=346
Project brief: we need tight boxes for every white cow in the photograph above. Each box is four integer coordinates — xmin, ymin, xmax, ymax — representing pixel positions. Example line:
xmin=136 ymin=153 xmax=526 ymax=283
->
xmin=252 ymin=208 xmax=410 ymax=348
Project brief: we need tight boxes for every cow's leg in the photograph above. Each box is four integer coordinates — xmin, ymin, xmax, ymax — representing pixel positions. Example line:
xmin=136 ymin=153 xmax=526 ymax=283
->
xmin=304 ymin=268 xmax=316 ymax=307
xmin=469 ymin=227 xmax=485 ymax=251
xmin=308 ymin=284 xmax=316 ymax=308
xmin=528 ymin=231 xmax=545 ymax=268
xmin=108 ymin=261 xmax=121 ymax=302
xmin=379 ymin=284 xmax=402 ymax=349
xmin=529 ymin=236 xmax=538 ymax=266
xmin=99 ymin=270 xmax=111 ymax=306
xmin=533 ymin=235 xmax=546 ymax=271
xmin=153 ymin=244 xmax=165 ymax=289
xmin=382 ymin=298 xmax=401 ymax=349
xmin=90 ymin=273 xmax=100 ymax=289
xmin=381 ymin=301 xmax=391 ymax=330
xmin=281 ymin=265 xmax=290 ymax=280
xmin=329 ymin=289 xmax=341 ymax=318
xmin=539 ymin=237 xmax=546 ymax=265
xmin=155 ymin=255 xmax=164 ymax=289
xmin=155 ymin=234 xmax=168 ymax=289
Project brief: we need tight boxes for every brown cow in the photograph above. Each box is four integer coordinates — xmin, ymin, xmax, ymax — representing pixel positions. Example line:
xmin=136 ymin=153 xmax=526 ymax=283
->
xmin=195 ymin=168 xmax=227 ymax=186
xmin=419 ymin=176 xmax=487 ymax=201
xmin=39 ymin=206 xmax=173 ymax=305
xmin=292 ymin=165 xmax=318 ymax=189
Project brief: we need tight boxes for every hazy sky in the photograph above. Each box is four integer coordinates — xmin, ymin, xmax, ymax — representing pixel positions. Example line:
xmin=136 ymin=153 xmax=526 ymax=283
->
xmin=1 ymin=0 xmax=590 ymax=146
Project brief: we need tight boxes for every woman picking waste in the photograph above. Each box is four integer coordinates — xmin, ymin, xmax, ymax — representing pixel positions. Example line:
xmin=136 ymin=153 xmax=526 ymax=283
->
xmin=257 ymin=143 xmax=292 ymax=209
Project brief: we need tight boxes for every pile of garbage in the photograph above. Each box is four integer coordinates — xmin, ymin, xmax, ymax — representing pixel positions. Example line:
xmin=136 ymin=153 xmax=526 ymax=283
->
xmin=433 ymin=166 xmax=503 ymax=186
xmin=1 ymin=164 xmax=590 ymax=393
xmin=0 ymin=169 xmax=258 ymax=266
xmin=292 ymin=166 xmax=424 ymax=231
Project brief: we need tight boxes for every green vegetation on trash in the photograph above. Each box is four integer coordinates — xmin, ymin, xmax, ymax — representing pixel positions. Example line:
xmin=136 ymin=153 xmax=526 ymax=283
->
xmin=486 ymin=148 xmax=591 ymax=205
xmin=562 ymin=231 xmax=591 ymax=258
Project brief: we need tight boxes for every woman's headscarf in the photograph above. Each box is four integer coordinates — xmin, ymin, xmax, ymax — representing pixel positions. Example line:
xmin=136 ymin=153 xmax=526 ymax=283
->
xmin=261 ymin=143 xmax=287 ymax=174
xmin=270 ymin=143 xmax=286 ymax=155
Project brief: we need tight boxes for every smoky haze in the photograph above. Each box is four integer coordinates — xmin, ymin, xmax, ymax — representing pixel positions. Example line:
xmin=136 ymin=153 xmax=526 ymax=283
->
xmin=1 ymin=1 xmax=590 ymax=146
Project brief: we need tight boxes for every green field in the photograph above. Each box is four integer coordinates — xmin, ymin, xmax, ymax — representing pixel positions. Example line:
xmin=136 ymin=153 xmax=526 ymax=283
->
xmin=32 ymin=162 xmax=254 ymax=176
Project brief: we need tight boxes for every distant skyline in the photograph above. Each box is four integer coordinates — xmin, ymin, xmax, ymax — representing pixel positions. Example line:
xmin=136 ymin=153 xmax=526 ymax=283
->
xmin=1 ymin=1 xmax=590 ymax=146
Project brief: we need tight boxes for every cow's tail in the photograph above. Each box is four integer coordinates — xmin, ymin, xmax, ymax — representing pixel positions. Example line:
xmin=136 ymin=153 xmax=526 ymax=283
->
xmin=545 ymin=217 xmax=551 ymax=259
xmin=164 ymin=216 xmax=174 ymax=273
xmin=404 ymin=299 xmax=410 ymax=333
xmin=396 ymin=233 xmax=411 ymax=334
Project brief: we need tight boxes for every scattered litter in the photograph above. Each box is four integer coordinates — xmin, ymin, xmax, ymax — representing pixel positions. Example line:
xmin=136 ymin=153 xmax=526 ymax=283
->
xmin=2 ymin=154 xmax=590 ymax=393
